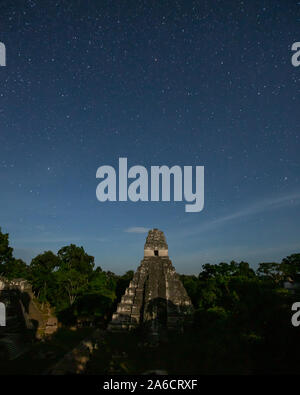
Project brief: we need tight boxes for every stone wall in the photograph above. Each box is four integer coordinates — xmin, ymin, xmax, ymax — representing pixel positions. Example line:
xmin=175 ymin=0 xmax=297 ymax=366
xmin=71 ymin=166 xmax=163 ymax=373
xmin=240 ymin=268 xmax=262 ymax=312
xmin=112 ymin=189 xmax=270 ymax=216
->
xmin=0 ymin=277 xmax=58 ymax=360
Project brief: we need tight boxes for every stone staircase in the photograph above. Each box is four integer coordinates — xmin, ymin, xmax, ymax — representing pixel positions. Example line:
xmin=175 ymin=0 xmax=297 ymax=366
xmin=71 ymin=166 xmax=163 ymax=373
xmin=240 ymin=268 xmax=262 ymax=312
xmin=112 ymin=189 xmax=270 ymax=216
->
xmin=0 ymin=289 xmax=29 ymax=360
xmin=0 ymin=279 xmax=57 ymax=360
xmin=108 ymin=229 xmax=193 ymax=337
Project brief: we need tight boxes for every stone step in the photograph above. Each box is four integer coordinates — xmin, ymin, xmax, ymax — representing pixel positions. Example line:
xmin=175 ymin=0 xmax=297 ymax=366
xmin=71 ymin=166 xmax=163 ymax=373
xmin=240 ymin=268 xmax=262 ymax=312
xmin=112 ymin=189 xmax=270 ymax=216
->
xmin=0 ymin=336 xmax=28 ymax=360
xmin=107 ymin=229 xmax=194 ymax=334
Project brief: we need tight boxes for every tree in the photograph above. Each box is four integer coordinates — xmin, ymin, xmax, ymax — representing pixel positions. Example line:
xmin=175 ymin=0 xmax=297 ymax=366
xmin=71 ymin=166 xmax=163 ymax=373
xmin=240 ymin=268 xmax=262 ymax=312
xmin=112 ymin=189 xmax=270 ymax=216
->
xmin=0 ymin=228 xmax=29 ymax=279
xmin=280 ymin=254 xmax=300 ymax=280
xmin=55 ymin=268 xmax=89 ymax=306
xmin=115 ymin=270 xmax=133 ymax=300
xmin=3 ymin=258 xmax=28 ymax=280
xmin=29 ymin=251 xmax=60 ymax=304
xmin=180 ymin=274 xmax=199 ymax=307
xmin=0 ymin=227 xmax=13 ymax=275
xmin=89 ymin=270 xmax=116 ymax=301
xmin=57 ymin=244 xmax=94 ymax=275
xmin=55 ymin=244 xmax=95 ymax=307
xmin=235 ymin=261 xmax=255 ymax=278
xmin=257 ymin=262 xmax=282 ymax=282
xmin=72 ymin=270 xmax=118 ymax=322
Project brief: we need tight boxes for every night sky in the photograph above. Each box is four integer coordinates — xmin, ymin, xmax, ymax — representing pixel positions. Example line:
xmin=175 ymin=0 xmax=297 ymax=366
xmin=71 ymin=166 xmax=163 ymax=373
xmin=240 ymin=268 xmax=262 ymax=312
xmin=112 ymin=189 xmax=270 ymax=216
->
xmin=0 ymin=0 xmax=299 ymax=274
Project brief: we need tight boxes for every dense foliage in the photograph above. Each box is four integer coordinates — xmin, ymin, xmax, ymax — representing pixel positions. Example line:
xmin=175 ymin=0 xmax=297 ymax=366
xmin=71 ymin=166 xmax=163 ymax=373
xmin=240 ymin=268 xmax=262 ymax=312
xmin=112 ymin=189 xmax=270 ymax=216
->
xmin=0 ymin=227 xmax=133 ymax=326
xmin=1 ymin=227 xmax=300 ymax=373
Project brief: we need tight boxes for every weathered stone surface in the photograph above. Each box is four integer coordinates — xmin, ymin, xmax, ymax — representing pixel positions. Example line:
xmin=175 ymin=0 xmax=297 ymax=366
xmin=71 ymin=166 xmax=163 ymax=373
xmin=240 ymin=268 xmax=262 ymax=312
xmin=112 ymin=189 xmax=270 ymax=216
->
xmin=108 ymin=229 xmax=193 ymax=336
xmin=45 ymin=316 xmax=58 ymax=335
xmin=0 ymin=277 xmax=58 ymax=359
xmin=144 ymin=228 xmax=169 ymax=257
xmin=48 ymin=329 xmax=105 ymax=375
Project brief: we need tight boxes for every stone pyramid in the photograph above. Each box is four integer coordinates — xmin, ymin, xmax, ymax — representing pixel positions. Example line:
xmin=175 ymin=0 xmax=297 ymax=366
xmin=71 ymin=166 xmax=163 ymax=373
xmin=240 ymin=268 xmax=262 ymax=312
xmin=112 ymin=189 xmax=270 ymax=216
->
xmin=108 ymin=229 xmax=193 ymax=336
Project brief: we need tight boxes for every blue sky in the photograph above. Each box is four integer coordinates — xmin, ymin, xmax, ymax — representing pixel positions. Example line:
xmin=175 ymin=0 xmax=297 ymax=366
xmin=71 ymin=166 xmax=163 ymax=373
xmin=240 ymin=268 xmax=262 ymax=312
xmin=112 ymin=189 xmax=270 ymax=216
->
xmin=0 ymin=0 xmax=300 ymax=274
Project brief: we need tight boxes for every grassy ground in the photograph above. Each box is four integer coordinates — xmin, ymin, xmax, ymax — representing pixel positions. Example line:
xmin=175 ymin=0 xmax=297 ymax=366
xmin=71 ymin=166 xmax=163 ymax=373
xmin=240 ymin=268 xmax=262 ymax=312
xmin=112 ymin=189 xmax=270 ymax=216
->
xmin=85 ymin=323 xmax=300 ymax=375
xmin=0 ymin=327 xmax=94 ymax=374
xmin=84 ymin=328 xmax=250 ymax=375
xmin=85 ymin=330 xmax=168 ymax=375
